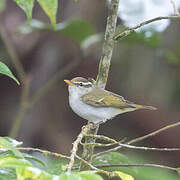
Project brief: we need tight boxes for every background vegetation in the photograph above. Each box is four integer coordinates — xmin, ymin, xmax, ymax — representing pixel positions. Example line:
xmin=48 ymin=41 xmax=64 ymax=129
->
xmin=0 ymin=0 xmax=180 ymax=179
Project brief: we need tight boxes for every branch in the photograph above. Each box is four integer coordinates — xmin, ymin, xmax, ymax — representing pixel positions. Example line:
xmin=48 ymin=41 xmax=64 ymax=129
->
xmin=81 ymin=0 xmax=119 ymax=170
xmin=75 ymin=155 xmax=113 ymax=177
xmin=75 ymin=154 xmax=99 ymax=171
xmin=95 ymin=163 xmax=176 ymax=171
xmin=89 ymin=124 xmax=180 ymax=158
xmin=114 ymin=15 xmax=180 ymax=41
xmin=67 ymin=124 xmax=93 ymax=172
xmin=96 ymin=0 xmax=119 ymax=88
xmin=127 ymin=122 xmax=180 ymax=145
xmin=86 ymin=142 xmax=180 ymax=151
xmin=17 ymin=147 xmax=70 ymax=159
xmin=9 ymin=77 xmax=30 ymax=138
xmin=85 ymin=134 xmax=126 ymax=143
xmin=75 ymin=156 xmax=177 ymax=177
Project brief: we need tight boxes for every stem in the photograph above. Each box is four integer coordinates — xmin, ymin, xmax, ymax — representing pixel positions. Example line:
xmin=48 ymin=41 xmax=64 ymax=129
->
xmin=80 ymin=126 xmax=99 ymax=170
xmin=96 ymin=0 xmax=119 ymax=88
xmin=67 ymin=124 xmax=92 ymax=172
xmin=127 ymin=122 xmax=180 ymax=145
xmin=0 ymin=21 xmax=30 ymax=138
xmin=80 ymin=0 xmax=119 ymax=170
xmin=17 ymin=147 xmax=70 ymax=159
xmin=92 ymin=122 xmax=180 ymax=158
xmin=114 ymin=15 xmax=180 ymax=41
xmin=95 ymin=163 xmax=176 ymax=171
xmin=9 ymin=78 xmax=30 ymax=138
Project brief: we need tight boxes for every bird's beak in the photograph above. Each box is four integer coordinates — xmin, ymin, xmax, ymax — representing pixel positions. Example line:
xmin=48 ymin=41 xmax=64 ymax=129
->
xmin=64 ymin=80 xmax=75 ymax=86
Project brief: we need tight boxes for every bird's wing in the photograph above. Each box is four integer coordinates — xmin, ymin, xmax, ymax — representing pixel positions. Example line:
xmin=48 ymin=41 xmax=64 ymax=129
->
xmin=82 ymin=88 xmax=136 ymax=109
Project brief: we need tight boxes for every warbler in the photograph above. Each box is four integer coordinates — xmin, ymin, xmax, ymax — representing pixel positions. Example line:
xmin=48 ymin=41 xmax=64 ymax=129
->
xmin=64 ymin=77 xmax=156 ymax=124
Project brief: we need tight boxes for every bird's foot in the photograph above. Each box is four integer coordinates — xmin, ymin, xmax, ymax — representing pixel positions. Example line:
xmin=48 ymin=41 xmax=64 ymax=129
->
xmin=88 ymin=119 xmax=107 ymax=128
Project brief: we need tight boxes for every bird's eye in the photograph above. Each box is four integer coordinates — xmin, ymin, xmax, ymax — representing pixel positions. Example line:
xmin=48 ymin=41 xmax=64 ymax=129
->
xmin=79 ymin=83 xmax=83 ymax=87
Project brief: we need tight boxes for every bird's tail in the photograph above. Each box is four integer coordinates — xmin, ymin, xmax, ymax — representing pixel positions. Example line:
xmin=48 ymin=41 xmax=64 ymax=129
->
xmin=135 ymin=104 xmax=157 ymax=110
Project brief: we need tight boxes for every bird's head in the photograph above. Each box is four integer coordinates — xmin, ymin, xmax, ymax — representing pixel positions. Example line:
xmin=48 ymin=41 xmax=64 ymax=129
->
xmin=64 ymin=77 xmax=94 ymax=97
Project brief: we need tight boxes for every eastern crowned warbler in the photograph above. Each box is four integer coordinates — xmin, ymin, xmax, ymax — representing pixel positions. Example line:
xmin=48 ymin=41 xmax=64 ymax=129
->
xmin=64 ymin=77 xmax=156 ymax=124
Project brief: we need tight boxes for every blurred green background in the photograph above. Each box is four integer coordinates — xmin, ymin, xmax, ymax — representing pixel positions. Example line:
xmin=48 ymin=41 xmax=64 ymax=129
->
xmin=0 ymin=0 xmax=180 ymax=179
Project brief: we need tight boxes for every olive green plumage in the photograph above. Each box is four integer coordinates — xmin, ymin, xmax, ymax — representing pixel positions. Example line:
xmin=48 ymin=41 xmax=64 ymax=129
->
xmin=82 ymin=88 xmax=156 ymax=110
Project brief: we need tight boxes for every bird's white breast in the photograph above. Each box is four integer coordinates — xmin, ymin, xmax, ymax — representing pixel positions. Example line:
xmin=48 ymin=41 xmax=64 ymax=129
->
xmin=68 ymin=86 xmax=121 ymax=123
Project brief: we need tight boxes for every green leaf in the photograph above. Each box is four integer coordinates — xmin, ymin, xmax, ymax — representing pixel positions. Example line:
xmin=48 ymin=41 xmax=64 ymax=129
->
xmin=176 ymin=168 xmax=180 ymax=176
xmin=0 ymin=167 xmax=16 ymax=180
xmin=0 ymin=137 xmax=22 ymax=157
xmin=16 ymin=166 xmax=60 ymax=180
xmin=3 ymin=137 xmax=23 ymax=147
xmin=0 ymin=62 xmax=20 ymax=85
xmin=114 ymin=171 xmax=134 ymax=180
xmin=59 ymin=172 xmax=83 ymax=180
xmin=23 ymin=153 xmax=46 ymax=167
xmin=13 ymin=0 xmax=35 ymax=23
xmin=79 ymin=171 xmax=103 ymax=180
xmin=0 ymin=155 xmax=32 ymax=168
xmin=128 ymin=153 xmax=180 ymax=180
xmin=40 ymin=156 xmax=69 ymax=175
xmin=93 ymin=152 xmax=138 ymax=176
xmin=37 ymin=0 xmax=58 ymax=30
xmin=57 ymin=19 xmax=94 ymax=45
xmin=0 ymin=0 xmax=6 ymax=13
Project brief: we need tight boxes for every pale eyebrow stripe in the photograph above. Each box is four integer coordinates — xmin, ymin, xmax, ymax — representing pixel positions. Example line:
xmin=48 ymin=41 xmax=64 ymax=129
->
xmin=75 ymin=82 xmax=92 ymax=87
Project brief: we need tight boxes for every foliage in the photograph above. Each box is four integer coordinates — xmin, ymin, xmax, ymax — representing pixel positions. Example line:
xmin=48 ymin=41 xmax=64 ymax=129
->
xmin=0 ymin=136 xmax=136 ymax=180
xmin=0 ymin=137 xmax=179 ymax=180
xmin=0 ymin=62 xmax=20 ymax=85
xmin=1 ymin=0 xmax=180 ymax=180
xmin=37 ymin=0 xmax=58 ymax=29
xmin=14 ymin=0 xmax=57 ymax=28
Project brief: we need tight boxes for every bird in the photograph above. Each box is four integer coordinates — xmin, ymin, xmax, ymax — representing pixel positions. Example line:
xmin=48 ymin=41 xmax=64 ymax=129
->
xmin=64 ymin=77 xmax=156 ymax=124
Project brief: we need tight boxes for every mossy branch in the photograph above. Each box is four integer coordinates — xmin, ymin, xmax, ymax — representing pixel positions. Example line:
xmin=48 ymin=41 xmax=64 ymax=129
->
xmin=80 ymin=0 xmax=120 ymax=170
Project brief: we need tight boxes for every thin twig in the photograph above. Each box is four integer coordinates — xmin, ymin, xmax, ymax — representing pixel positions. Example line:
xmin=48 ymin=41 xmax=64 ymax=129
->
xmin=93 ymin=144 xmax=180 ymax=159
xmin=17 ymin=147 xmax=70 ymax=159
xmin=119 ymin=143 xmax=180 ymax=151
xmin=127 ymin=122 xmax=180 ymax=145
xmin=75 ymin=154 xmax=99 ymax=171
xmin=95 ymin=163 xmax=177 ymax=171
xmin=114 ymin=16 xmax=180 ymax=41
xmin=91 ymin=123 xmax=180 ymax=158
xmin=67 ymin=124 xmax=93 ymax=172
xmin=75 ymin=155 xmax=112 ymax=177
xmin=85 ymin=134 xmax=126 ymax=143
xmin=86 ymin=142 xmax=180 ymax=151
xmin=81 ymin=142 xmax=118 ymax=147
